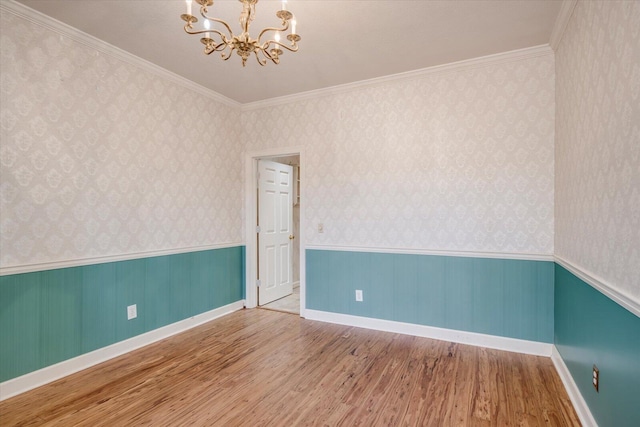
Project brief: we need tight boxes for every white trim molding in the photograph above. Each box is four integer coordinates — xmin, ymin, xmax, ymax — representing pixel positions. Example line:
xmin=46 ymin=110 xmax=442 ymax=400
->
xmin=242 ymin=45 xmax=553 ymax=111
xmin=549 ymin=0 xmax=579 ymax=51
xmin=555 ymin=256 xmax=640 ymax=318
xmin=304 ymin=310 xmax=553 ymax=357
xmin=305 ymin=245 xmax=554 ymax=262
xmin=0 ymin=0 xmax=239 ymax=109
xmin=0 ymin=242 xmax=244 ymax=276
xmin=551 ymin=346 xmax=598 ymax=427
xmin=0 ymin=301 xmax=244 ymax=401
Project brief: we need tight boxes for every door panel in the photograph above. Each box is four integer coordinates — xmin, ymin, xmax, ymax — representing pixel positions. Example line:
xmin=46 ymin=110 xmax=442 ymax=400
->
xmin=265 ymin=244 xmax=276 ymax=291
xmin=280 ymin=243 xmax=290 ymax=284
xmin=264 ymin=190 xmax=276 ymax=233
xmin=258 ymin=160 xmax=293 ymax=305
xmin=279 ymin=193 xmax=290 ymax=232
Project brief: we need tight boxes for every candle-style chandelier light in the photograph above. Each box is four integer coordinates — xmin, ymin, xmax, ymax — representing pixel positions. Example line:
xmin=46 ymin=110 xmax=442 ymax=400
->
xmin=180 ymin=0 xmax=301 ymax=67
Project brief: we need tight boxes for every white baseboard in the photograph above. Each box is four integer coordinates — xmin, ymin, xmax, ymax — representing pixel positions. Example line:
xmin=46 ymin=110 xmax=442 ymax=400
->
xmin=551 ymin=346 xmax=598 ymax=427
xmin=304 ymin=310 xmax=552 ymax=357
xmin=0 ymin=300 xmax=245 ymax=401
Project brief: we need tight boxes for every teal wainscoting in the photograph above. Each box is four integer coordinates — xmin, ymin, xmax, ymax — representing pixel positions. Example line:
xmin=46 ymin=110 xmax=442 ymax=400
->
xmin=555 ymin=264 xmax=640 ymax=427
xmin=306 ymin=250 xmax=554 ymax=343
xmin=0 ymin=246 xmax=244 ymax=383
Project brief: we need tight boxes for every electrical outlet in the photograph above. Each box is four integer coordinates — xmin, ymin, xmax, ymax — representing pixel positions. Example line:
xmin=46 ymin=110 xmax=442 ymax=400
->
xmin=127 ymin=304 xmax=137 ymax=320
xmin=318 ymin=223 xmax=324 ymax=233
xmin=592 ymin=365 xmax=599 ymax=392
xmin=355 ymin=290 xmax=363 ymax=302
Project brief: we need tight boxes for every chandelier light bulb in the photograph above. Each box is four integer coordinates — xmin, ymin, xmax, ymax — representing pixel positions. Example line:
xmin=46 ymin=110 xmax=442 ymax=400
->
xmin=291 ymin=19 xmax=297 ymax=34
xmin=185 ymin=0 xmax=192 ymax=16
xmin=204 ymin=18 xmax=210 ymax=39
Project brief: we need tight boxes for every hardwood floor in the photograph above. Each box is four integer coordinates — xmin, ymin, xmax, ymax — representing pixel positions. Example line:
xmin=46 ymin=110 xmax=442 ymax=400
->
xmin=0 ymin=309 xmax=579 ymax=426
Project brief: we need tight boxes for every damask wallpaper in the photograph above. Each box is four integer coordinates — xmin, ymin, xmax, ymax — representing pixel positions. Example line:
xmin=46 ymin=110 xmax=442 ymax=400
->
xmin=244 ymin=54 xmax=556 ymax=256
xmin=555 ymin=1 xmax=640 ymax=303
xmin=0 ymin=11 xmax=244 ymax=268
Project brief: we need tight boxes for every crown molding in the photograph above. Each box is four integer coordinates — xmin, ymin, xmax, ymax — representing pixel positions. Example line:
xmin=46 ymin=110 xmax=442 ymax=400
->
xmin=555 ymin=255 xmax=640 ymax=318
xmin=549 ymin=0 xmax=578 ymax=51
xmin=0 ymin=0 xmax=240 ymax=109
xmin=241 ymin=44 xmax=554 ymax=111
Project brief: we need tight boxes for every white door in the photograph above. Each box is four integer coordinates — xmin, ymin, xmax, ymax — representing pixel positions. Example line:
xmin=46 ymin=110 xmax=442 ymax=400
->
xmin=258 ymin=160 xmax=294 ymax=305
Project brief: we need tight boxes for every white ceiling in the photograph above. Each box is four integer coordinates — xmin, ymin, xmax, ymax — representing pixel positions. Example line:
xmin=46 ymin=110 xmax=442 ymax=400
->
xmin=16 ymin=0 xmax=563 ymax=104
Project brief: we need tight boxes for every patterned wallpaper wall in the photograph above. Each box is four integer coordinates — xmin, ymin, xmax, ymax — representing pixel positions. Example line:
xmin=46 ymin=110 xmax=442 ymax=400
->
xmin=244 ymin=54 xmax=556 ymax=255
xmin=555 ymin=1 xmax=640 ymax=303
xmin=1 ymin=5 xmax=562 ymax=271
xmin=0 ymin=11 xmax=243 ymax=268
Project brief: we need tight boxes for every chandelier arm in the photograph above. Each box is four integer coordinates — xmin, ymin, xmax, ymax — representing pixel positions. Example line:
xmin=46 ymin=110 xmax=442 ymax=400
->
xmin=200 ymin=15 xmax=234 ymax=37
xmin=262 ymin=48 xmax=273 ymax=61
xmin=221 ymin=49 xmax=233 ymax=61
xmin=257 ymin=24 xmax=289 ymax=43
xmin=262 ymin=48 xmax=279 ymax=65
xmin=254 ymin=51 xmax=267 ymax=66
xmin=273 ymin=42 xmax=299 ymax=53
xmin=184 ymin=26 xmax=227 ymax=43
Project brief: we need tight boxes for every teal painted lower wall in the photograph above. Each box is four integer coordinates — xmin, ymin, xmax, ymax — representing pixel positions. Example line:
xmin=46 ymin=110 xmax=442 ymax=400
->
xmin=306 ymin=249 xmax=554 ymax=343
xmin=4 ymin=245 xmax=638 ymax=425
xmin=555 ymin=264 xmax=640 ymax=427
xmin=0 ymin=246 xmax=244 ymax=383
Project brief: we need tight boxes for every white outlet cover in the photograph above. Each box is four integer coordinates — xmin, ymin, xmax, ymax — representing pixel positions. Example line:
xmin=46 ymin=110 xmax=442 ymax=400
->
xmin=355 ymin=290 xmax=363 ymax=302
xmin=127 ymin=304 xmax=137 ymax=320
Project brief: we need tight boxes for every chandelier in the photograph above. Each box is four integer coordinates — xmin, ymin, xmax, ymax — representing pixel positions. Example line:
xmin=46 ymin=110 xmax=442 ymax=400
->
xmin=180 ymin=0 xmax=301 ymax=67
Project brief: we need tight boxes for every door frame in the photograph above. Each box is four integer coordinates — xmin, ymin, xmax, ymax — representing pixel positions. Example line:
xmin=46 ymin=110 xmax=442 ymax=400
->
xmin=245 ymin=147 xmax=305 ymax=316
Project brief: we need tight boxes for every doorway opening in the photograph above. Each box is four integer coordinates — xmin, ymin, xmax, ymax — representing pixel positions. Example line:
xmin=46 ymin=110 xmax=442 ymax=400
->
xmin=245 ymin=148 xmax=304 ymax=317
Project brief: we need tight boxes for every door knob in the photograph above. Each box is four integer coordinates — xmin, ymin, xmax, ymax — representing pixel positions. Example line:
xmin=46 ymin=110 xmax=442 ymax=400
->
xmin=289 ymin=235 xmax=295 ymax=240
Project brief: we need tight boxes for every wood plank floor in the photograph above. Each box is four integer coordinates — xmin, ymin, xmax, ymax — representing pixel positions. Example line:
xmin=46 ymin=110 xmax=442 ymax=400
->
xmin=0 ymin=309 xmax=579 ymax=426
